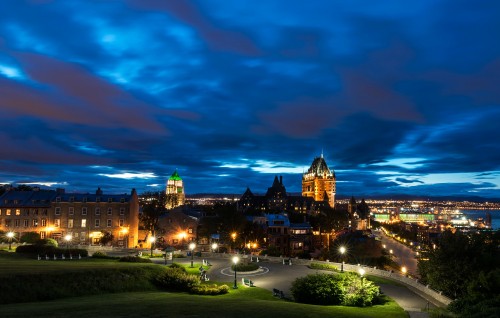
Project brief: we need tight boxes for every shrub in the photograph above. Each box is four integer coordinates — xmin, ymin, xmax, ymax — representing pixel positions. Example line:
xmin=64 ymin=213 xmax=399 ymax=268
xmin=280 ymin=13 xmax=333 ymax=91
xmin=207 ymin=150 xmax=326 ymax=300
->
xmin=190 ymin=284 xmax=230 ymax=295
xmin=154 ymin=268 xmax=199 ymax=292
xmin=91 ymin=251 xmax=119 ymax=259
xmin=15 ymin=245 xmax=88 ymax=257
xmin=291 ymin=272 xmax=379 ymax=307
xmin=119 ymin=256 xmax=152 ymax=263
xmin=169 ymin=263 xmax=187 ymax=272
xmin=309 ymin=263 xmax=338 ymax=271
xmin=231 ymin=263 xmax=259 ymax=272
xmin=173 ymin=253 xmax=186 ymax=258
xmin=34 ymin=238 xmax=58 ymax=247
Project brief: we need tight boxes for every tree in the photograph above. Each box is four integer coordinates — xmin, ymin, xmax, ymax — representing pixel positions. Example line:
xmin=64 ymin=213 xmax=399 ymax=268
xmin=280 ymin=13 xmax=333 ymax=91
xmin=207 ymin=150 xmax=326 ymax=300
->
xmin=418 ymin=230 xmax=500 ymax=301
xmin=140 ymin=191 xmax=168 ymax=239
xmin=20 ymin=232 xmax=41 ymax=244
xmin=100 ymin=231 xmax=114 ymax=245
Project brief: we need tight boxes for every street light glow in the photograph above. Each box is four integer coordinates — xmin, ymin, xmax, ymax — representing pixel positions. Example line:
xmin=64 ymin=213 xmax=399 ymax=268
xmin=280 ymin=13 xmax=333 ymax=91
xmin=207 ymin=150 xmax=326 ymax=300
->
xmin=358 ymin=268 xmax=365 ymax=276
xmin=64 ymin=234 xmax=72 ymax=242
xmin=339 ymin=246 xmax=346 ymax=254
xmin=402 ymin=266 xmax=407 ymax=274
xmin=211 ymin=243 xmax=218 ymax=251
xmin=7 ymin=232 xmax=14 ymax=238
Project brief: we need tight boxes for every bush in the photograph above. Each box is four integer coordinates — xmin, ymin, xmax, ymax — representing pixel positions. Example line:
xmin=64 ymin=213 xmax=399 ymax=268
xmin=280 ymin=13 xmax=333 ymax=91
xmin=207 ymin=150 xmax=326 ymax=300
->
xmin=309 ymin=263 xmax=338 ymax=271
xmin=91 ymin=251 xmax=119 ymax=259
xmin=16 ymin=245 xmax=88 ymax=257
xmin=154 ymin=268 xmax=199 ymax=292
xmin=169 ymin=263 xmax=187 ymax=273
xmin=34 ymin=238 xmax=58 ymax=247
xmin=119 ymin=256 xmax=152 ymax=263
xmin=231 ymin=263 xmax=259 ymax=272
xmin=190 ymin=284 xmax=230 ymax=295
xmin=291 ymin=272 xmax=380 ymax=307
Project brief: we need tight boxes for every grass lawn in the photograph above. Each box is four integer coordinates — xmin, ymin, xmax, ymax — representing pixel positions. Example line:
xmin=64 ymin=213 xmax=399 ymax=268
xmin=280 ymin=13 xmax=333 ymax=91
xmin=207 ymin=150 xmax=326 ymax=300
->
xmin=0 ymin=252 xmax=407 ymax=318
xmin=1 ymin=290 xmax=407 ymax=318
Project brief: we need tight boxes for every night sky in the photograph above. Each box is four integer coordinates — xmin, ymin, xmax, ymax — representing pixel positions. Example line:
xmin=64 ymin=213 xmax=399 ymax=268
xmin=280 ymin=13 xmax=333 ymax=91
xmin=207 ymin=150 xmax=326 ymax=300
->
xmin=0 ymin=1 xmax=499 ymax=198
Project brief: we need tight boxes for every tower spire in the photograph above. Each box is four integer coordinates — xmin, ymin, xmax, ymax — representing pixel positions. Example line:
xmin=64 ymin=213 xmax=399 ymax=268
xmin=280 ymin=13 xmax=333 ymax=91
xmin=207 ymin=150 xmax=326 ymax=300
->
xmin=321 ymin=149 xmax=324 ymax=158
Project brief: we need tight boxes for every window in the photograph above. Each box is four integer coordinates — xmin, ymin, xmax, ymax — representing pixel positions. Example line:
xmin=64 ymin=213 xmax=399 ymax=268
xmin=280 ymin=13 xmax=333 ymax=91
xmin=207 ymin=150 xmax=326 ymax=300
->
xmin=119 ymin=219 xmax=124 ymax=227
xmin=69 ymin=207 xmax=74 ymax=215
xmin=107 ymin=208 xmax=112 ymax=215
xmin=14 ymin=219 xmax=20 ymax=227
xmin=81 ymin=219 xmax=86 ymax=227
xmin=0 ymin=209 xmax=2 ymax=215
xmin=119 ymin=208 xmax=125 ymax=215
xmin=24 ymin=209 xmax=30 ymax=216
xmin=33 ymin=209 xmax=38 ymax=215
xmin=188 ymin=228 xmax=193 ymax=234
xmin=56 ymin=197 xmax=61 ymax=202
xmin=70 ymin=196 xmax=74 ymax=202
xmin=80 ymin=232 xmax=86 ymax=240
xmin=55 ymin=207 xmax=61 ymax=215
xmin=5 ymin=219 xmax=11 ymax=227
xmin=108 ymin=198 xmax=113 ymax=203
xmin=15 ymin=209 xmax=21 ymax=215
xmin=41 ymin=219 xmax=47 ymax=227
xmin=173 ymin=239 xmax=179 ymax=244
xmin=6 ymin=209 xmax=11 ymax=216
xmin=82 ymin=207 xmax=87 ymax=215
xmin=120 ymin=198 xmax=125 ymax=203
xmin=68 ymin=219 xmax=73 ymax=228
xmin=95 ymin=208 xmax=100 ymax=215
xmin=95 ymin=219 xmax=100 ymax=227
xmin=32 ymin=219 xmax=38 ymax=227
xmin=74 ymin=232 xmax=79 ymax=238
xmin=54 ymin=219 xmax=60 ymax=227
xmin=40 ymin=231 xmax=46 ymax=239
xmin=96 ymin=197 xmax=101 ymax=202
xmin=107 ymin=219 xmax=112 ymax=227
xmin=23 ymin=219 xmax=29 ymax=227
xmin=42 ymin=209 xmax=48 ymax=216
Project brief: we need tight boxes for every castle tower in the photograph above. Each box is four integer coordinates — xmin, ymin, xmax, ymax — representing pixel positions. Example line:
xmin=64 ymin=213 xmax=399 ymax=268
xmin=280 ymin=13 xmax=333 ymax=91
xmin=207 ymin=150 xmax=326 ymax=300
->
xmin=165 ymin=170 xmax=185 ymax=209
xmin=302 ymin=154 xmax=336 ymax=207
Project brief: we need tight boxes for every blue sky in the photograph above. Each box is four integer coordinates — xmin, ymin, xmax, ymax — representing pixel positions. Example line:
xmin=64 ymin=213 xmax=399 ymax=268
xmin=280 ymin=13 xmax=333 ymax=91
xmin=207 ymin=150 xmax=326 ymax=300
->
xmin=0 ymin=0 xmax=499 ymax=198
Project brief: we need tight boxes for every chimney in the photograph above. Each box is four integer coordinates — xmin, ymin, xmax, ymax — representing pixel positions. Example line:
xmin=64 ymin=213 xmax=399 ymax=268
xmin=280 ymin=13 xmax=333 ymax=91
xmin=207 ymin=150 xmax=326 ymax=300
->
xmin=96 ymin=187 xmax=103 ymax=195
xmin=280 ymin=176 xmax=283 ymax=185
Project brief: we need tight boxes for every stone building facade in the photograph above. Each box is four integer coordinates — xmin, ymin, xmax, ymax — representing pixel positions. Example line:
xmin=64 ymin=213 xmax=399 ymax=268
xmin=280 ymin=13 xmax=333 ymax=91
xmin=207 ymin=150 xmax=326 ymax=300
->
xmin=302 ymin=154 xmax=336 ymax=207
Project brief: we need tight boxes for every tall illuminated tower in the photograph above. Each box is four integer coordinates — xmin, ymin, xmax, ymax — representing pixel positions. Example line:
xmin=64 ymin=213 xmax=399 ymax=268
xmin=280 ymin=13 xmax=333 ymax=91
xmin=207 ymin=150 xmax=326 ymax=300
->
xmin=302 ymin=153 xmax=336 ymax=207
xmin=165 ymin=170 xmax=185 ymax=209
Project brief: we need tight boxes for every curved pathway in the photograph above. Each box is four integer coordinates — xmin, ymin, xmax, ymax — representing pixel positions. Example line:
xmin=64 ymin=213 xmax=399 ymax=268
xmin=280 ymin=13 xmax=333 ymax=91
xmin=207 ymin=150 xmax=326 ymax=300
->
xmin=163 ymin=256 xmax=436 ymax=317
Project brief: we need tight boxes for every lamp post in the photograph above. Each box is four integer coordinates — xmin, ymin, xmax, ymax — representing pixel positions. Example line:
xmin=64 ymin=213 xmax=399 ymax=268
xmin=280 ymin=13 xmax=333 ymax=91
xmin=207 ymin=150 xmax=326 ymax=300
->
xmin=121 ymin=227 xmax=129 ymax=248
xmin=401 ymin=266 xmax=407 ymax=276
xmin=231 ymin=232 xmax=237 ymax=252
xmin=6 ymin=232 xmax=14 ymax=250
xmin=232 ymin=256 xmax=239 ymax=289
xmin=189 ymin=242 xmax=196 ymax=267
xmin=149 ymin=236 xmax=156 ymax=257
xmin=211 ymin=242 xmax=218 ymax=253
xmin=358 ymin=267 xmax=365 ymax=277
xmin=64 ymin=234 xmax=72 ymax=251
xmin=339 ymin=246 xmax=346 ymax=272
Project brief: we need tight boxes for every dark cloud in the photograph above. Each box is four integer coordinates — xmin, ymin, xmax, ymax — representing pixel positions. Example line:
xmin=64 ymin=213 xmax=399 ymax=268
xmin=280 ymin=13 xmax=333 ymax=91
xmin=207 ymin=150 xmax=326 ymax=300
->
xmin=0 ymin=1 xmax=498 ymax=198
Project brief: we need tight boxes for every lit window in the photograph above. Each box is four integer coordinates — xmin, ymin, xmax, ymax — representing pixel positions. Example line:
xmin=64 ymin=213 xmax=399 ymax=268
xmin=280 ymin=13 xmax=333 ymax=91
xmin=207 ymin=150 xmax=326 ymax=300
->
xmin=16 ymin=209 xmax=21 ymax=215
xmin=41 ymin=219 xmax=47 ymax=227
xmin=68 ymin=219 xmax=73 ymax=228
xmin=119 ymin=219 xmax=124 ymax=226
xmin=32 ymin=219 xmax=38 ymax=227
xmin=6 ymin=209 xmax=11 ymax=216
xmin=54 ymin=219 xmax=60 ymax=227
xmin=81 ymin=219 xmax=86 ymax=227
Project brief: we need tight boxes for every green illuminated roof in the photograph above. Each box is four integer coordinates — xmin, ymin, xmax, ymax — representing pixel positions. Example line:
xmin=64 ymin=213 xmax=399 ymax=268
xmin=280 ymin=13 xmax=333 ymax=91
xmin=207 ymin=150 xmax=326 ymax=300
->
xmin=169 ymin=170 xmax=182 ymax=181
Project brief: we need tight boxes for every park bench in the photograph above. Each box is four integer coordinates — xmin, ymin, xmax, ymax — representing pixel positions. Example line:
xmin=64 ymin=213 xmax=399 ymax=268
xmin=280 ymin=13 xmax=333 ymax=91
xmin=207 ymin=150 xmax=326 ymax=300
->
xmin=272 ymin=288 xmax=285 ymax=299
xmin=242 ymin=278 xmax=254 ymax=287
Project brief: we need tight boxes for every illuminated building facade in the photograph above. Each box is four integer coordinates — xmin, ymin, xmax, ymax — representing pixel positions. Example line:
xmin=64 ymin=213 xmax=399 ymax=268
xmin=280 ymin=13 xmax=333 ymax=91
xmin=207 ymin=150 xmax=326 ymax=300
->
xmin=165 ymin=170 xmax=185 ymax=209
xmin=0 ymin=187 xmax=139 ymax=247
xmin=302 ymin=154 xmax=336 ymax=207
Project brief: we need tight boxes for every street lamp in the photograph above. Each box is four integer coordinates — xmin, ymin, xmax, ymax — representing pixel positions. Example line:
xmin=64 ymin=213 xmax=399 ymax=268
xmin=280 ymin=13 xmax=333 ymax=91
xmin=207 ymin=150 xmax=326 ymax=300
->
xmin=339 ymin=246 xmax=346 ymax=272
xmin=358 ymin=268 xmax=365 ymax=277
xmin=121 ymin=227 xmax=129 ymax=248
xmin=211 ymin=242 xmax=218 ymax=253
xmin=189 ymin=242 xmax=196 ymax=267
xmin=6 ymin=232 xmax=14 ymax=250
xmin=401 ymin=266 xmax=407 ymax=276
xmin=232 ymin=256 xmax=239 ymax=289
xmin=64 ymin=234 xmax=72 ymax=251
xmin=149 ymin=236 xmax=156 ymax=257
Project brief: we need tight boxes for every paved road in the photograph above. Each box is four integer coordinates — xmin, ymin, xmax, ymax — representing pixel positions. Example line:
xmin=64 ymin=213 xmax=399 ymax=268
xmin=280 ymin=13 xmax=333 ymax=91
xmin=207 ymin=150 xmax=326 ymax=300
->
xmin=376 ymin=230 xmax=419 ymax=277
xmin=163 ymin=255 xmax=435 ymax=317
